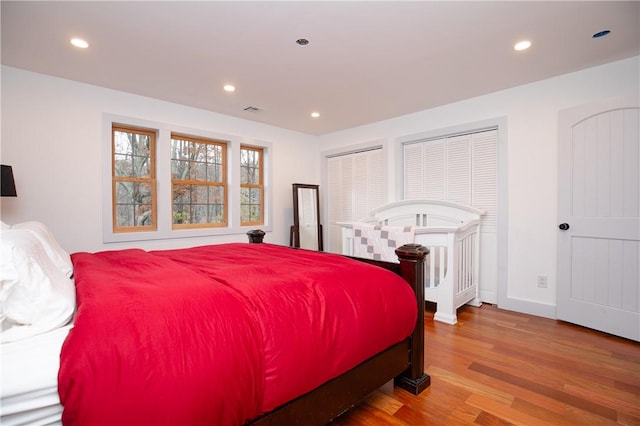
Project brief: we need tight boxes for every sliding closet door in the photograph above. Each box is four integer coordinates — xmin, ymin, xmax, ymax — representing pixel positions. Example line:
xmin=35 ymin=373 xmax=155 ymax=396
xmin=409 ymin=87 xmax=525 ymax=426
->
xmin=403 ymin=129 xmax=498 ymax=303
xmin=326 ymin=149 xmax=385 ymax=254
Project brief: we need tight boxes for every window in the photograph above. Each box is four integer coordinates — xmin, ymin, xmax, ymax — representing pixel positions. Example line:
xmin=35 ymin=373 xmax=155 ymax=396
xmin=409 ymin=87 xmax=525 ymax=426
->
xmin=171 ymin=134 xmax=227 ymax=228
xmin=104 ymin=116 xmax=272 ymax=243
xmin=240 ymin=146 xmax=264 ymax=226
xmin=112 ymin=125 xmax=157 ymax=233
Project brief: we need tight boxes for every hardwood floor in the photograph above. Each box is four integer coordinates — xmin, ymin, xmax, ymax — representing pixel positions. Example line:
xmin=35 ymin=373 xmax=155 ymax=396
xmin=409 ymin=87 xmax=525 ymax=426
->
xmin=332 ymin=304 xmax=640 ymax=426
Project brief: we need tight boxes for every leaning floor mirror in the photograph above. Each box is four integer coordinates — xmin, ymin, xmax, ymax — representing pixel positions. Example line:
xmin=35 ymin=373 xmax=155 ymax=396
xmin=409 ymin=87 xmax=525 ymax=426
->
xmin=290 ymin=183 xmax=323 ymax=251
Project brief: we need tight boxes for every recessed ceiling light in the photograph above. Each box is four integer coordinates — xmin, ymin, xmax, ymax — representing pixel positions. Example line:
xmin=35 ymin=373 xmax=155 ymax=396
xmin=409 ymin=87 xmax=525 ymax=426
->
xmin=592 ymin=30 xmax=611 ymax=39
xmin=223 ymin=84 xmax=236 ymax=92
xmin=70 ymin=38 xmax=89 ymax=49
xmin=310 ymin=112 xmax=320 ymax=118
xmin=514 ymin=40 xmax=531 ymax=51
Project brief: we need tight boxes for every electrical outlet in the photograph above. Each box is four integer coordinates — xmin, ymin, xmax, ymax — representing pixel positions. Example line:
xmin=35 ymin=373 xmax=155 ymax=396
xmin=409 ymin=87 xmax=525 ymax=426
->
xmin=537 ymin=275 xmax=548 ymax=288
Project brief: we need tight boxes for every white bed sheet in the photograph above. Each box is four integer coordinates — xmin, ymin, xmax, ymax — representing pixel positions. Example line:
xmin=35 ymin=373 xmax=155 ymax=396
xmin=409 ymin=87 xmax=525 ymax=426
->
xmin=1 ymin=323 xmax=72 ymax=425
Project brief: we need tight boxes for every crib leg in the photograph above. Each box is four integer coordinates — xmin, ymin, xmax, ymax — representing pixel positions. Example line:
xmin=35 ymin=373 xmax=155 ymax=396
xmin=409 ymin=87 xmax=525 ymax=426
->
xmin=433 ymin=310 xmax=457 ymax=325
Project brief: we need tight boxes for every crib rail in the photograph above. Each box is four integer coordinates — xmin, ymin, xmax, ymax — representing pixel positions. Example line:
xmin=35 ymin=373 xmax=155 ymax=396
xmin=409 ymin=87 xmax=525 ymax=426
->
xmin=337 ymin=200 xmax=484 ymax=325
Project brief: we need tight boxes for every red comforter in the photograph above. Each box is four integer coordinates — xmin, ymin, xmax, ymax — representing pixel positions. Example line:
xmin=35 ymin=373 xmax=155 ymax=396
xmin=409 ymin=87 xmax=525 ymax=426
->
xmin=59 ymin=243 xmax=417 ymax=425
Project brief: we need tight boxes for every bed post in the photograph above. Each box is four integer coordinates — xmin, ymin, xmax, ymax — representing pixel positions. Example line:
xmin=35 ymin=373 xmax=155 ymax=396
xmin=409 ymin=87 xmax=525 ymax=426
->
xmin=394 ymin=243 xmax=431 ymax=395
xmin=247 ymin=229 xmax=266 ymax=243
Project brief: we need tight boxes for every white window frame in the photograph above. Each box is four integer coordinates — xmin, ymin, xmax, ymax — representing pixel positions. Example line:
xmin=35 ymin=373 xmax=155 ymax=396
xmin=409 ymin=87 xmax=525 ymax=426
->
xmin=101 ymin=113 xmax=272 ymax=243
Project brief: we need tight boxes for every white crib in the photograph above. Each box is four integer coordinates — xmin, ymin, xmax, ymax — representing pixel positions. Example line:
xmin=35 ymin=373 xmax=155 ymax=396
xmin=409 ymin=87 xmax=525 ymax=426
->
xmin=338 ymin=200 xmax=484 ymax=325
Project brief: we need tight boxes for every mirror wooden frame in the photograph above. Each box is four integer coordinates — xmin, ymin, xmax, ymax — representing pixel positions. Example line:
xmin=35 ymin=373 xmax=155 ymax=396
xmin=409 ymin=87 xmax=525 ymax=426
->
xmin=290 ymin=183 xmax=323 ymax=251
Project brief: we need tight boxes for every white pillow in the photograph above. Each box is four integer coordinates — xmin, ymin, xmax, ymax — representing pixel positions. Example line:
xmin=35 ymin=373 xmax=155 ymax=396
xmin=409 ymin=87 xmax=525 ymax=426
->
xmin=11 ymin=221 xmax=73 ymax=278
xmin=0 ymin=229 xmax=76 ymax=343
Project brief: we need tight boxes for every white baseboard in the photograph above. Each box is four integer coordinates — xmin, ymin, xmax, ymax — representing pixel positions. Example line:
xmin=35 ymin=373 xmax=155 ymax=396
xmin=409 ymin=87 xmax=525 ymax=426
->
xmin=496 ymin=296 xmax=557 ymax=320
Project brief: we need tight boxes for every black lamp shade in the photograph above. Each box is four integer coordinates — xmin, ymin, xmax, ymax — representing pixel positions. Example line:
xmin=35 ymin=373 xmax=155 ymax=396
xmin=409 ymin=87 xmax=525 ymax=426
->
xmin=1 ymin=165 xmax=17 ymax=197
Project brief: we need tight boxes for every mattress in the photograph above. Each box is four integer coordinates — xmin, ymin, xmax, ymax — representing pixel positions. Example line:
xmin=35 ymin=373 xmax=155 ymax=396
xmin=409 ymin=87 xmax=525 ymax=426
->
xmin=1 ymin=324 xmax=72 ymax=425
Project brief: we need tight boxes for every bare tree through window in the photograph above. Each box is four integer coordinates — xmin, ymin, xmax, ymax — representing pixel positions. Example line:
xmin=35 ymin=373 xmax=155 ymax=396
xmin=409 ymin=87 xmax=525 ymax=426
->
xmin=240 ymin=146 xmax=264 ymax=225
xmin=110 ymin=124 xmax=267 ymax=236
xmin=171 ymin=135 xmax=227 ymax=228
xmin=112 ymin=126 xmax=156 ymax=232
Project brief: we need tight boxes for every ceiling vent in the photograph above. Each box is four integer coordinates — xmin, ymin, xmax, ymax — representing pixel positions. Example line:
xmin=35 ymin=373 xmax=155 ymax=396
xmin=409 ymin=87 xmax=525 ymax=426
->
xmin=243 ymin=106 xmax=261 ymax=112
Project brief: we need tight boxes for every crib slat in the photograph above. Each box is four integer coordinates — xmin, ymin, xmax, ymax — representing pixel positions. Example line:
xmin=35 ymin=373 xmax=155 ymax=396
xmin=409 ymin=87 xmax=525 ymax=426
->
xmin=429 ymin=247 xmax=436 ymax=289
xmin=463 ymin=234 xmax=471 ymax=291
xmin=468 ymin=235 xmax=472 ymax=289
xmin=439 ymin=246 xmax=446 ymax=284
xmin=457 ymin=238 xmax=463 ymax=293
xmin=467 ymin=235 xmax=472 ymax=290
xmin=463 ymin=235 xmax=468 ymax=292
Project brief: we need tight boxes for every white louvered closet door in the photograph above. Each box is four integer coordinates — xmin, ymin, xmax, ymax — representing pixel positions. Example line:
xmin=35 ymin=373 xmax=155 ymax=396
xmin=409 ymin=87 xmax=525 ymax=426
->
xmin=327 ymin=149 xmax=385 ymax=253
xmin=403 ymin=129 xmax=498 ymax=303
xmin=446 ymin=135 xmax=472 ymax=205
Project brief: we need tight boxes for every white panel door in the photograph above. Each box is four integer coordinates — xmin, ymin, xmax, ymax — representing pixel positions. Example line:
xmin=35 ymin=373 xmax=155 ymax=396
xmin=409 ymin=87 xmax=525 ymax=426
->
xmin=558 ymin=94 xmax=639 ymax=341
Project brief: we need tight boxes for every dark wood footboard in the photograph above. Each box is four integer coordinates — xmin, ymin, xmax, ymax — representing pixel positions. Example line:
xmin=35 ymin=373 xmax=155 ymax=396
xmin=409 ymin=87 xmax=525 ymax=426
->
xmin=393 ymin=244 xmax=431 ymax=394
xmin=246 ymin=231 xmax=430 ymax=425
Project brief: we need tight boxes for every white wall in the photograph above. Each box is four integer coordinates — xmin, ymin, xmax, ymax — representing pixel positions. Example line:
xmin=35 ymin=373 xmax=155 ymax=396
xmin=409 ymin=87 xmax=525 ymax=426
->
xmin=2 ymin=57 xmax=638 ymax=318
xmin=315 ymin=56 xmax=640 ymax=318
xmin=0 ymin=67 xmax=320 ymax=252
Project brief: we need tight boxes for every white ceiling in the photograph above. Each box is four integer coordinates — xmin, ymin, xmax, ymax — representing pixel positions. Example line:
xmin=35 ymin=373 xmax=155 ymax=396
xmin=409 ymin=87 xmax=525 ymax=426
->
xmin=2 ymin=1 xmax=639 ymax=135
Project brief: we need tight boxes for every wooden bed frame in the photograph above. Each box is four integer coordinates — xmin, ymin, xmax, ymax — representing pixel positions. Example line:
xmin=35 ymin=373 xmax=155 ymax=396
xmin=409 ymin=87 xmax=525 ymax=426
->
xmin=245 ymin=230 xmax=430 ymax=425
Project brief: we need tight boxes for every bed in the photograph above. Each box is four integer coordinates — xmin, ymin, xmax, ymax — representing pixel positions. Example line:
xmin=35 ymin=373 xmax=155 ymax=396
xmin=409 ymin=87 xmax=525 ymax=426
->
xmin=1 ymin=224 xmax=429 ymax=425
xmin=338 ymin=199 xmax=484 ymax=325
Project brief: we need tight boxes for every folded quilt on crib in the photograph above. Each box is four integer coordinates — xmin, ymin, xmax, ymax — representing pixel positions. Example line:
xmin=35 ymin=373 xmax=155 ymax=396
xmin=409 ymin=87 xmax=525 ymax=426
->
xmin=352 ymin=223 xmax=415 ymax=262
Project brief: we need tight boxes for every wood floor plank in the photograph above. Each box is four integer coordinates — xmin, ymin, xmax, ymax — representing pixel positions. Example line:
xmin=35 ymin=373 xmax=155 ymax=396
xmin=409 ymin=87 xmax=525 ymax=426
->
xmin=426 ymin=365 xmax=514 ymax=406
xmin=468 ymin=361 xmax=618 ymax=420
xmin=618 ymin=411 xmax=640 ymax=426
xmin=461 ymin=346 xmax=636 ymax=411
xmin=488 ymin=343 xmax=638 ymax=390
xmin=363 ymin=390 xmax=404 ymax=417
xmin=333 ymin=402 xmax=408 ymax=426
xmin=614 ymin=379 xmax=640 ymax=395
xmin=331 ymin=304 xmax=640 ymax=426
xmin=473 ymin=411 xmax=514 ymax=426
xmin=563 ymin=384 xmax=640 ymax=419
xmin=465 ymin=393 xmax=558 ymax=426
xmin=509 ymin=396 xmax=617 ymax=426
xmin=406 ymin=376 xmax=480 ymax=421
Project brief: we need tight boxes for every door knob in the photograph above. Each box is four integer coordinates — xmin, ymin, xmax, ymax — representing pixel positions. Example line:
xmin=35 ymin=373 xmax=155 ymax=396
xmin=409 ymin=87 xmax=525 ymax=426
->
xmin=559 ymin=223 xmax=570 ymax=230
